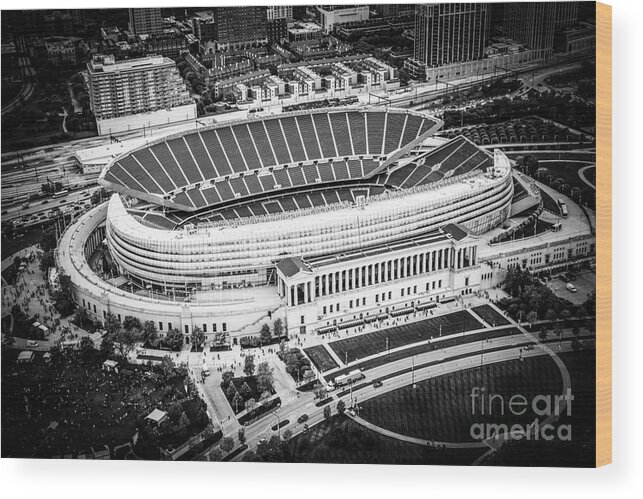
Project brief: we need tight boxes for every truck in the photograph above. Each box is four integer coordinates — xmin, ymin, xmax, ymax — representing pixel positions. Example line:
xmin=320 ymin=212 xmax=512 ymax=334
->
xmin=330 ymin=370 xmax=365 ymax=389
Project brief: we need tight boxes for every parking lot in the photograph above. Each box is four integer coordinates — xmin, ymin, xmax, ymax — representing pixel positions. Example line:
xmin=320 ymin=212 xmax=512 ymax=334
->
xmin=547 ymin=269 xmax=596 ymax=305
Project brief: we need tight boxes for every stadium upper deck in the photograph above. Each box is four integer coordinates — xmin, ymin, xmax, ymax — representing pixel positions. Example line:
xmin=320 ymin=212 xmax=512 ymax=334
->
xmin=98 ymin=108 xmax=441 ymax=212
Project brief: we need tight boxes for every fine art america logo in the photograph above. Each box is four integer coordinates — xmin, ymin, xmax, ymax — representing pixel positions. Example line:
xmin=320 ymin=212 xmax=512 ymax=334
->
xmin=469 ymin=387 xmax=574 ymax=442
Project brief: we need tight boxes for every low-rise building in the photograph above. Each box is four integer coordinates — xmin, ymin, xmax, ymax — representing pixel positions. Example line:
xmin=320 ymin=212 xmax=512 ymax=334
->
xmin=554 ymin=22 xmax=596 ymax=54
xmin=44 ymin=36 xmax=77 ymax=65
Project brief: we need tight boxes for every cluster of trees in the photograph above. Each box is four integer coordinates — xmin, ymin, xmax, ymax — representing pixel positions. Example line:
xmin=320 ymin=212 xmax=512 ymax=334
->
xmin=497 ymin=267 xmax=595 ymax=322
xmin=240 ymin=318 xmax=285 ymax=348
xmin=51 ymin=274 xmax=75 ymax=316
xmin=282 ymin=347 xmax=314 ymax=383
xmin=442 ymin=92 xmax=595 ymax=131
xmin=221 ymin=359 xmax=276 ymax=413
xmin=100 ymin=312 xmax=184 ymax=360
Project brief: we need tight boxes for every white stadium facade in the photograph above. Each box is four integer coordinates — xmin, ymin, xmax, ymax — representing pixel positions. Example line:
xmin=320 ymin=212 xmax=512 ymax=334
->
xmin=57 ymin=107 xmax=595 ymax=343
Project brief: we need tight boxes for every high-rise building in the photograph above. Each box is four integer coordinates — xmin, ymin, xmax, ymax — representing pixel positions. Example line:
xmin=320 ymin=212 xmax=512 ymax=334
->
xmin=128 ymin=8 xmax=163 ymax=36
xmin=502 ymin=2 xmax=578 ymax=55
xmin=267 ymin=6 xmax=293 ymax=21
xmin=211 ymin=6 xmax=268 ymax=51
xmin=267 ymin=17 xmax=288 ymax=45
xmin=86 ymin=54 xmax=194 ymax=134
xmin=413 ymin=3 xmax=488 ymax=68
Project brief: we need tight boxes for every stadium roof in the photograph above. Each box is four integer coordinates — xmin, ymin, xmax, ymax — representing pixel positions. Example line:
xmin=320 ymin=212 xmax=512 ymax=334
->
xmin=276 ymin=257 xmax=312 ymax=277
xmin=441 ymin=223 xmax=474 ymax=241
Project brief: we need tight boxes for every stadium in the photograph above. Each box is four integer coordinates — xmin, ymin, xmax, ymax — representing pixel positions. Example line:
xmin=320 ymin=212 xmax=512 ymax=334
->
xmin=58 ymin=107 xmax=517 ymax=341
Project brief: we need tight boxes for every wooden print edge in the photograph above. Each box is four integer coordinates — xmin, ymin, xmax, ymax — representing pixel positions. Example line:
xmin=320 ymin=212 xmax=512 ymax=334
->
xmin=595 ymin=1 xmax=612 ymax=467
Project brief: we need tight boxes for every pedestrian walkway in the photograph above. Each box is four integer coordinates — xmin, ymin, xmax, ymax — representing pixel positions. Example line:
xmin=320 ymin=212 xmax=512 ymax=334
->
xmin=349 ymin=414 xmax=486 ymax=450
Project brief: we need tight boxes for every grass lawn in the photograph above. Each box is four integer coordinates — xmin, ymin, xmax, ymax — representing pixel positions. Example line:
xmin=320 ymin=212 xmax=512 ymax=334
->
xmin=359 ymin=354 xmax=563 ymax=443
xmin=330 ymin=328 xmax=522 ymax=386
xmin=541 ymin=188 xmax=562 ymax=216
xmin=304 ymin=345 xmax=338 ymax=372
xmin=286 ymin=415 xmax=485 ymax=465
xmin=482 ymin=349 xmax=596 ymax=467
xmin=1 ymin=351 xmax=192 ymax=458
xmin=329 ymin=310 xmax=484 ymax=364
xmin=539 ymin=160 xmax=596 ymax=209
xmin=471 ymin=305 xmax=510 ymax=326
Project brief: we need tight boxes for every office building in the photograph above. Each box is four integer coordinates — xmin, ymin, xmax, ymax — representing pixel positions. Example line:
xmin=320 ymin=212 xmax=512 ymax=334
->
xmin=128 ymin=8 xmax=163 ymax=36
xmin=211 ymin=6 xmax=268 ymax=51
xmin=413 ymin=3 xmax=488 ymax=68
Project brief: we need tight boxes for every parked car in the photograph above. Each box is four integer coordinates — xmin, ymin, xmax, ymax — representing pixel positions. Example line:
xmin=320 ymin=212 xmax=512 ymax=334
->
xmin=297 ymin=414 xmax=309 ymax=424
xmin=373 ymin=380 xmax=383 ymax=388
xmin=560 ymin=275 xmax=570 ymax=283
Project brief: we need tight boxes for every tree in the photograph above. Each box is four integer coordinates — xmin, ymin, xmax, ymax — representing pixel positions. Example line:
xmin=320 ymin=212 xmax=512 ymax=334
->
xmin=273 ymin=318 xmax=284 ymax=338
xmin=49 ymin=345 xmax=64 ymax=366
xmin=165 ymin=328 xmax=184 ymax=351
xmin=278 ymin=339 xmax=287 ymax=358
xmin=104 ymin=312 xmax=121 ymax=336
xmin=114 ymin=328 xmax=138 ymax=358
xmin=239 ymin=381 xmax=252 ymax=399
xmin=245 ymin=398 xmax=256 ymax=412
xmin=526 ymin=311 xmax=538 ymax=325
xmin=209 ymin=448 xmax=223 ymax=461
xmin=74 ymin=307 xmax=89 ymax=329
xmin=323 ymin=405 xmax=332 ymax=420
xmin=336 ymin=400 xmax=346 ymax=415
xmin=52 ymin=274 xmax=75 ymax=316
xmin=221 ymin=371 xmax=234 ymax=389
xmin=168 ymin=403 xmax=183 ymax=423
xmin=40 ymin=227 xmax=57 ymax=252
xmin=99 ymin=334 xmax=114 ymax=358
xmin=191 ymin=326 xmax=205 ymax=349
xmin=282 ymin=429 xmax=293 ymax=441
xmin=78 ymin=336 xmax=95 ymax=363
xmin=142 ymin=321 xmax=158 ymax=346
xmin=544 ymin=308 xmax=557 ymax=321
xmin=232 ymin=391 xmax=244 ymax=412
xmin=315 ymin=385 xmax=327 ymax=400
xmin=256 ymin=361 xmax=274 ymax=394
xmin=122 ymin=316 xmax=141 ymax=333
xmin=238 ymin=427 xmax=246 ymax=445
xmin=226 ymin=383 xmax=237 ymax=401
xmin=220 ymin=436 xmax=234 ymax=454
xmin=2 ymin=335 xmax=16 ymax=350
xmin=39 ymin=250 xmax=55 ymax=272
xmin=160 ymin=355 xmax=176 ymax=380
xmin=260 ymin=323 xmax=271 ymax=344
xmin=243 ymin=354 xmax=256 ymax=376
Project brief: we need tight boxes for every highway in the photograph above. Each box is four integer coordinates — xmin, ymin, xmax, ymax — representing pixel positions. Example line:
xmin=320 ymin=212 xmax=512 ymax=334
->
xmin=229 ymin=327 xmax=591 ymax=460
xmin=1 ymin=187 xmax=99 ymax=223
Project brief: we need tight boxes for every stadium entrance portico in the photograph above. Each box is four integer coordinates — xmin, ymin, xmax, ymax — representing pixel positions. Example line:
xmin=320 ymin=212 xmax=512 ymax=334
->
xmin=276 ymin=224 xmax=482 ymax=334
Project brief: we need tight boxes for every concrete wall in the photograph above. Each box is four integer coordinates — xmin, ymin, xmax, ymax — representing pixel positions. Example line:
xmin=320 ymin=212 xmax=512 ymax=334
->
xmin=95 ymin=104 xmax=197 ymax=136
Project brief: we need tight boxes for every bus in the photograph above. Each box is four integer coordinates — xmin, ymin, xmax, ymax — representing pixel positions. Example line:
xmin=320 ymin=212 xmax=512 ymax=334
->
xmin=557 ymin=199 xmax=568 ymax=218
xmin=53 ymin=189 xmax=69 ymax=199
xmin=330 ymin=370 xmax=365 ymax=389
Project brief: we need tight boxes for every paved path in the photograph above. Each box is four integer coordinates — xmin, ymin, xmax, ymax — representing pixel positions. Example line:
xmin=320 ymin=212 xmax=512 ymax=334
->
xmin=350 ymin=414 xmax=486 ymax=449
